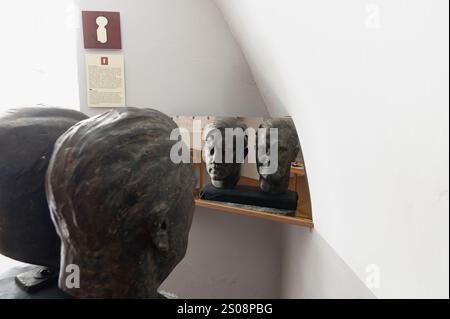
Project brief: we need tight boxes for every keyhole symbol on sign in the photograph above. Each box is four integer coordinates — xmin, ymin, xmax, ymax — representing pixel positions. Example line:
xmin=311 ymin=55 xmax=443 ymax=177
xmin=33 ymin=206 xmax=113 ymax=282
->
xmin=96 ymin=16 xmax=108 ymax=44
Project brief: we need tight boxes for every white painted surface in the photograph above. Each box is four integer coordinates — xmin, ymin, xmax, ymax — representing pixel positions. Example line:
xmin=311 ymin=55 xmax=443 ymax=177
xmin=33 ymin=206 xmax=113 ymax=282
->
xmin=75 ymin=0 xmax=268 ymax=118
xmin=0 ymin=0 xmax=79 ymax=110
xmin=161 ymin=208 xmax=282 ymax=298
xmin=216 ymin=0 xmax=449 ymax=298
xmin=281 ymin=227 xmax=375 ymax=299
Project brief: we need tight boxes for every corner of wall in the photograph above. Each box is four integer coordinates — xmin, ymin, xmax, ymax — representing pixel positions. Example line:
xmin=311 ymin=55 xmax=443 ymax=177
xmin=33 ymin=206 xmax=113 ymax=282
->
xmin=280 ymin=225 xmax=376 ymax=299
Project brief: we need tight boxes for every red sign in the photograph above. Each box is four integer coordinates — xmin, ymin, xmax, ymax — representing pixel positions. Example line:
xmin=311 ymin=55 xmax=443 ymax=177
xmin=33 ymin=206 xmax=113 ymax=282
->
xmin=82 ymin=11 xmax=122 ymax=49
xmin=101 ymin=57 xmax=109 ymax=65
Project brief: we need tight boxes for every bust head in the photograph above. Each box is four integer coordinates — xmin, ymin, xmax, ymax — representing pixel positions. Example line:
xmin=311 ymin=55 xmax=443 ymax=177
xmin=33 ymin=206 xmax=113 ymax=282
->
xmin=46 ymin=107 xmax=196 ymax=299
xmin=256 ymin=118 xmax=300 ymax=194
xmin=203 ymin=118 xmax=248 ymax=189
xmin=0 ymin=107 xmax=87 ymax=268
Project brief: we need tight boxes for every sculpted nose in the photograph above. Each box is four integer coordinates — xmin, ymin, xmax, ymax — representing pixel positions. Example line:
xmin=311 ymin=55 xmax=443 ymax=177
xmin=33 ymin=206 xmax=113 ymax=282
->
xmin=259 ymin=154 xmax=270 ymax=166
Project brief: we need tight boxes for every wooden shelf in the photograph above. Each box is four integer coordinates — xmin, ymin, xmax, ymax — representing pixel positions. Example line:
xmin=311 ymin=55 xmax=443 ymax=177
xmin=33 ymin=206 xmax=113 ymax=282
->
xmin=192 ymin=149 xmax=313 ymax=228
xmin=194 ymin=173 xmax=313 ymax=228
xmin=290 ymin=166 xmax=305 ymax=175
xmin=195 ymin=199 xmax=314 ymax=228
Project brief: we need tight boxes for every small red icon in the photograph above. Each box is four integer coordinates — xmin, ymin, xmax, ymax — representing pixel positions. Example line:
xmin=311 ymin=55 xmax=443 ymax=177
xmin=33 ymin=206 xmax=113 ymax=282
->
xmin=101 ymin=57 xmax=109 ymax=65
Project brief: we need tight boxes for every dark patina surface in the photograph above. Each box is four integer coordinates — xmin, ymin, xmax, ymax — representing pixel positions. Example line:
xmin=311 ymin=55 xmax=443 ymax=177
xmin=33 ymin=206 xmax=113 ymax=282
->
xmin=46 ymin=107 xmax=196 ymax=298
xmin=0 ymin=107 xmax=88 ymax=268
xmin=257 ymin=118 xmax=300 ymax=195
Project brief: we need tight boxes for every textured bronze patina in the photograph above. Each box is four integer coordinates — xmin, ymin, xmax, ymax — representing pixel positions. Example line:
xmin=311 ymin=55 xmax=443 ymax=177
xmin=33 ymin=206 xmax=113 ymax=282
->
xmin=0 ymin=107 xmax=88 ymax=268
xmin=257 ymin=118 xmax=300 ymax=195
xmin=46 ymin=107 xmax=196 ymax=299
xmin=203 ymin=118 xmax=248 ymax=189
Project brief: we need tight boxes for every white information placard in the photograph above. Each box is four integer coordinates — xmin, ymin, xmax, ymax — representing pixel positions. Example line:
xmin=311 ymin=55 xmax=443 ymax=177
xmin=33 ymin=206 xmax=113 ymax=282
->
xmin=85 ymin=54 xmax=125 ymax=108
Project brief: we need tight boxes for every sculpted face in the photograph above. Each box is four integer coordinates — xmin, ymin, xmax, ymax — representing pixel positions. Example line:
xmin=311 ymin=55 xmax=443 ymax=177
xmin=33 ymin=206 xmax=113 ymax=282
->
xmin=46 ymin=107 xmax=196 ymax=299
xmin=203 ymin=118 xmax=248 ymax=189
xmin=0 ymin=107 xmax=87 ymax=268
xmin=256 ymin=118 xmax=300 ymax=194
xmin=204 ymin=133 xmax=236 ymax=180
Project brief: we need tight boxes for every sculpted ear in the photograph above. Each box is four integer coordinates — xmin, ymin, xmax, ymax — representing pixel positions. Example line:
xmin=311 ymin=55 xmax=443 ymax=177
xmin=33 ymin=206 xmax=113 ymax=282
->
xmin=151 ymin=203 xmax=170 ymax=252
xmin=243 ymin=134 xmax=249 ymax=159
xmin=152 ymin=216 xmax=170 ymax=253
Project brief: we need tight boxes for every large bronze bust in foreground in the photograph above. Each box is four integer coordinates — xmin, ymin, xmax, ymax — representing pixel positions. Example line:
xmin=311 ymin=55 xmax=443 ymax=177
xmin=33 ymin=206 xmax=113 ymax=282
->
xmin=0 ymin=107 xmax=88 ymax=268
xmin=46 ymin=107 xmax=196 ymax=299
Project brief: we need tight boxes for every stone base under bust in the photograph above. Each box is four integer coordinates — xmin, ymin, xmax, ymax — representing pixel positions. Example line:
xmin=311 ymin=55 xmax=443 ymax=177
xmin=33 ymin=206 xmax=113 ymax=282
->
xmin=0 ymin=264 xmax=179 ymax=299
xmin=199 ymin=183 xmax=298 ymax=214
xmin=0 ymin=265 xmax=70 ymax=299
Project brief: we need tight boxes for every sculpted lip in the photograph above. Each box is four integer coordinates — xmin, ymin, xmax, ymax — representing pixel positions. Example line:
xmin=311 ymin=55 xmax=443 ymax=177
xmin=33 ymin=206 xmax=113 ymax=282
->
xmin=208 ymin=167 xmax=227 ymax=177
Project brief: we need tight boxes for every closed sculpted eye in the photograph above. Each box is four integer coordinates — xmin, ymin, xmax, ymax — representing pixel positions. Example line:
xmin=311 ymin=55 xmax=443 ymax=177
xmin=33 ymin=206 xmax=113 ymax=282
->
xmin=204 ymin=141 xmax=215 ymax=157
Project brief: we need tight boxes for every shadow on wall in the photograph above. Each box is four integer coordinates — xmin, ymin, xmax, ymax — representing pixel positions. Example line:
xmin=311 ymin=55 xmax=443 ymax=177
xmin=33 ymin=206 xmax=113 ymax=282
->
xmin=161 ymin=207 xmax=283 ymax=298
xmin=281 ymin=226 xmax=376 ymax=299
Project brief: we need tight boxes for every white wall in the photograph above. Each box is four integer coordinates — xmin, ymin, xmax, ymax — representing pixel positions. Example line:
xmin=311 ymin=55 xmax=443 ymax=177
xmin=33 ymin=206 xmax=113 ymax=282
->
xmin=75 ymin=0 xmax=268 ymax=117
xmin=161 ymin=208 xmax=282 ymax=298
xmin=281 ymin=228 xmax=375 ymax=299
xmin=0 ymin=0 xmax=79 ymax=110
xmin=216 ymin=0 xmax=449 ymax=298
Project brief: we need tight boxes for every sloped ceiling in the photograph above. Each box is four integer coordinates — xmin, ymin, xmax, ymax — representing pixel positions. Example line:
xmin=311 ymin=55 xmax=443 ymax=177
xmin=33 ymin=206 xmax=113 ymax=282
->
xmin=216 ymin=0 xmax=449 ymax=298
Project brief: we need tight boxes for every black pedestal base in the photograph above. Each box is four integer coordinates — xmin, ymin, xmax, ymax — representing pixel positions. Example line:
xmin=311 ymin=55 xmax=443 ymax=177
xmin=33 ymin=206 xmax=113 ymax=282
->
xmin=0 ymin=265 xmax=70 ymax=299
xmin=199 ymin=184 xmax=298 ymax=212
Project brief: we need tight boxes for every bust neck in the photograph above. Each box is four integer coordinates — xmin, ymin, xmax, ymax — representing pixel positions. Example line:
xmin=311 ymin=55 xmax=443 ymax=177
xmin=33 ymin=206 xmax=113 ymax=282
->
xmin=58 ymin=243 xmax=160 ymax=299
xmin=259 ymin=172 xmax=290 ymax=195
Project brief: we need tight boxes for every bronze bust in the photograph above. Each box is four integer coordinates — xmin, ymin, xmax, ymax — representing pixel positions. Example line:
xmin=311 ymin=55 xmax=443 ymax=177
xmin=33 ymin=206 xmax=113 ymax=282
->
xmin=46 ymin=107 xmax=196 ymax=299
xmin=256 ymin=118 xmax=300 ymax=195
xmin=0 ymin=107 xmax=88 ymax=269
xmin=203 ymin=118 xmax=248 ymax=189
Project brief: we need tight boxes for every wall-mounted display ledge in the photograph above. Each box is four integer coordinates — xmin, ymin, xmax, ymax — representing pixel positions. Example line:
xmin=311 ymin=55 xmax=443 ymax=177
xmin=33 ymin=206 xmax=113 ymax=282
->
xmin=194 ymin=161 xmax=314 ymax=228
xmin=195 ymin=198 xmax=314 ymax=228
